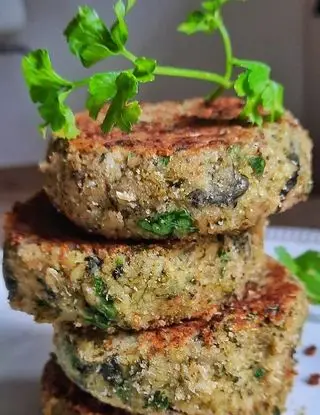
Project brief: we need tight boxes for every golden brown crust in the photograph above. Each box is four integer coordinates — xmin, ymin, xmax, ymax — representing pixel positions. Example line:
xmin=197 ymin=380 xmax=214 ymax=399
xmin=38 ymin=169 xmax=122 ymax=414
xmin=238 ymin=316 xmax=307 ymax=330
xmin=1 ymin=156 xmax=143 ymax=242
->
xmin=69 ymin=97 xmax=300 ymax=155
xmin=136 ymin=257 xmax=304 ymax=352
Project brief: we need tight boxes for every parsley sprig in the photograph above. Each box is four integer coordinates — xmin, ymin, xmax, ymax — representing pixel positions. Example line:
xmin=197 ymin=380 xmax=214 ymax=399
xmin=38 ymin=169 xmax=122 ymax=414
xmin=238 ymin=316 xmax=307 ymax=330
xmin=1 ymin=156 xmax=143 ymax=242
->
xmin=22 ymin=0 xmax=284 ymax=139
xmin=276 ymin=247 xmax=320 ymax=304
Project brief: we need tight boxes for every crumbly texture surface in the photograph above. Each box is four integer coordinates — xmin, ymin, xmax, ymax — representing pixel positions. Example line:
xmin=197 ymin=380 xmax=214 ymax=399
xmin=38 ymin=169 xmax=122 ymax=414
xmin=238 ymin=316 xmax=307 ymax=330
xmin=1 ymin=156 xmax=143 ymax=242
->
xmin=41 ymin=356 xmax=131 ymax=415
xmin=3 ymin=192 xmax=265 ymax=331
xmin=54 ymin=258 xmax=307 ymax=415
xmin=41 ymin=97 xmax=313 ymax=240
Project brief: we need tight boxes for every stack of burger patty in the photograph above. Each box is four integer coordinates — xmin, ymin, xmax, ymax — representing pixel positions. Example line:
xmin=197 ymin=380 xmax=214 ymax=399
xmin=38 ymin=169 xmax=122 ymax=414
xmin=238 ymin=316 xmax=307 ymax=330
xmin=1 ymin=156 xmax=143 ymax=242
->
xmin=2 ymin=98 xmax=313 ymax=415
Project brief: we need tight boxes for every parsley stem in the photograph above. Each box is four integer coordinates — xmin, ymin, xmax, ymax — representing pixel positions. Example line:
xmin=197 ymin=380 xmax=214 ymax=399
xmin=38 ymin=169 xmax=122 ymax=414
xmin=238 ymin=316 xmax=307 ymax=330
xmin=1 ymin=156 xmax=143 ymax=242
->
xmin=155 ymin=66 xmax=230 ymax=88
xmin=207 ymin=15 xmax=234 ymax=101
xmin=121 ymin=48 xmax=229 ymax=88
xmin=73 ymin=77 xmax=91 ymax=88
xmin=121 ymin=48 xmax=137 ymax=63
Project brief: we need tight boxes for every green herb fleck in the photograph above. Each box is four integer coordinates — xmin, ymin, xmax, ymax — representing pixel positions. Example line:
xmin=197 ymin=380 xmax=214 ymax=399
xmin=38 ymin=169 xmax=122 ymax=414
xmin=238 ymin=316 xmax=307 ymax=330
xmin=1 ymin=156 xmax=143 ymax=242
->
xmin=254 ymin=367 xmax=266 ymax=379
xmin=248 ymin=156 xmax=266 ymax=177
xmin=93 ymin=275 xmax=105 ymax=297
xmin=84 ymin=304 xmax=116 ymax=329
xmin=100 ymin=356 xmax=132 ymax=403
xmin=145 ymin=391 xmax=170 ymax=411
xmin=218 ymin=249 xmax=230 ymax=264
xmin=138 ymin=210 xmax=197 ymax=237
xmin=157 ymin=156 xmax=170 ymax=167
xmin=276 ymin=247 xmax=320 ymax=304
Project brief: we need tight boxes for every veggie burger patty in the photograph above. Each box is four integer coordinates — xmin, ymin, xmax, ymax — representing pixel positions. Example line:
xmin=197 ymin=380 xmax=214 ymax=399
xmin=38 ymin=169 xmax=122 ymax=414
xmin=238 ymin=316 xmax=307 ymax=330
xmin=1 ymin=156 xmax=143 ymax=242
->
xmin=54 ymin=257 xmax=307 ymax=415
xmin=3 ymin=192 xmax=264 ymax=331
xmin=42 ymin=97 xmax=312 ymax=240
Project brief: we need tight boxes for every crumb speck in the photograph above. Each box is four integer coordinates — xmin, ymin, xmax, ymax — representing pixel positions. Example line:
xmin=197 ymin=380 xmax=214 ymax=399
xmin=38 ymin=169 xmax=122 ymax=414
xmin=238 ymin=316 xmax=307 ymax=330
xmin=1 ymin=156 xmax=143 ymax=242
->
xmin=304 ymin=345 xmax=317 ymax=356
xmin=306 ymin=373 xmax=320 ymax=385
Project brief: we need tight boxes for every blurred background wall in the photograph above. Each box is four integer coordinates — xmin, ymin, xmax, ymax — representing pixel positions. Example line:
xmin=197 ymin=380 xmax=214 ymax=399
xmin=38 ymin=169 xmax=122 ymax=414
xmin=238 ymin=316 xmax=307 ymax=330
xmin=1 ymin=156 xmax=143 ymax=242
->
xmin=0 ymin=0 xmax=310 ymax=169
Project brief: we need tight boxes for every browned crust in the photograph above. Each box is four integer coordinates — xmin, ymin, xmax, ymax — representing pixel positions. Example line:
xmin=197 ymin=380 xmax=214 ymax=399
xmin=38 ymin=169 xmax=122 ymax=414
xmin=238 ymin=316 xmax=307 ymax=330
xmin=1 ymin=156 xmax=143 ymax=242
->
xmin=137 ymin=258 xmax=305 ymax=353
xmin=64 ymin=97 xmax=301 ymax=156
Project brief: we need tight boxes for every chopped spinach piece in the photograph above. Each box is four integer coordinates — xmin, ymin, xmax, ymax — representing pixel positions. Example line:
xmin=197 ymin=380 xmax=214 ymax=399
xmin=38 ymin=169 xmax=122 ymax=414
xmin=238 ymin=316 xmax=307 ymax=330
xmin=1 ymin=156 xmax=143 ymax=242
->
xmin=116 ymin=383 xmax=131 ymax=403
xmin=101 ymin=356 xmax=131 ymax=403
xmin=94 ymin=275 xmax=105 ymax=297
xmin=218 ymin=249 xmax=230 ymax=264
xmin=85 ymin=256 xmax=118 ymax=326
xmin=248 ymin=156 xmax=266 ymax=177
xmin=85 ymin=255 xmax=103 ymax=275
xmin=84 ymin=300 xmax=117 ymax=329
xmin=157 ymin=156 xmax=170 ymax=167
xmin=138 ymin=210 xmax=197 ymax=237
xmin=254 ymin=367 xmax=266 ymax=379
xmin=145 ymin=391 xmax=170 ymax=411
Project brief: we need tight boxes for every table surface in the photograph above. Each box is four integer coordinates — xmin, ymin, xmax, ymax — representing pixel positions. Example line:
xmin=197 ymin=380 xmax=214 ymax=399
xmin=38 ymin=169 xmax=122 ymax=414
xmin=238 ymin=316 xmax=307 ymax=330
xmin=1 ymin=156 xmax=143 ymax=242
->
xmin=1 ymin=166 xmax=319 ymax=242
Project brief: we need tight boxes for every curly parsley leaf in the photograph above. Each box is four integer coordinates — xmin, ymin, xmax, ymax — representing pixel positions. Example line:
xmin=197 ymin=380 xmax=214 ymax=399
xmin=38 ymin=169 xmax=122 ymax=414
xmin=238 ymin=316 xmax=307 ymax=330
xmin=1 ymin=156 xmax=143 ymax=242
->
xmin=21 ymin=49 xmax=78 ymax=138
xmin=178 ymin=0 xmax=231 ymax=35
xmin=234 ymin=60 xmax=284 ymax=125
xmin=86 ymin=72 xmax=119 ymax=119
xmin=133 ymin=57 xmax=157 ymax=83
xmin=111 ymin=0 xmax=129 ymax=49
xmin=276 ymin=247 xmax=320 ymax=304
xmin=138 ymin=210 xmax=197 ymax=237
xmin=102 ymin=71 xmax=141 ymax=132
xmin=64 ymin=6 xmax=118 ymax=67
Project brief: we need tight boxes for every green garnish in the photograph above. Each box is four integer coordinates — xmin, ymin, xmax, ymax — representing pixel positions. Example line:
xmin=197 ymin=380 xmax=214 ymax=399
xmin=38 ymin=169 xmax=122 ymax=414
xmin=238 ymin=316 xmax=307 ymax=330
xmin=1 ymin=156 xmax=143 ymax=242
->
xmin=84 ymin=304 xmax=117 ymax=329
xmin=93 ymin=275 xmax=105 ymax=297
xmin=218 ymin=249 xmax=230 ymax=264
xmin=138 ymin=210 xmax=197 ymax=237
xmin=248 ymin=156 xmax=266 ymax=177
xmin=85 ymin=256 xmax=118 ymax=327
xmin=254 ymin=367 xmax=266 ymax=379
xmin=22 ymin=0 xmax=284 ymax=139
xmin=276 ymin=247 xmax=320 ymax=304
xmin=145 ymin=391 xmax=170 ymax=411
xmin=157 ymin=156 xmax=171 ymax=167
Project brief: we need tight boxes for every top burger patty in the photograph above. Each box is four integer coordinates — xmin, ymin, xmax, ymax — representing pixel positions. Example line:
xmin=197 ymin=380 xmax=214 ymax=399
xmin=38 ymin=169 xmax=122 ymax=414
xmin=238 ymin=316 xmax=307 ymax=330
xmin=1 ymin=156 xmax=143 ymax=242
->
xmin=42 ymin=97 xmax=312 ymax=240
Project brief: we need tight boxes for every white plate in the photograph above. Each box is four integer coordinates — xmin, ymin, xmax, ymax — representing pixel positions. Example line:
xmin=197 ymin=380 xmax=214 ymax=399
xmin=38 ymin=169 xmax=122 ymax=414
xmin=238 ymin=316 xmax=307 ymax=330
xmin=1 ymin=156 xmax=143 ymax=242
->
xmin=0 ymin=226 xmax=319 ymax=415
